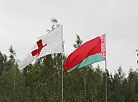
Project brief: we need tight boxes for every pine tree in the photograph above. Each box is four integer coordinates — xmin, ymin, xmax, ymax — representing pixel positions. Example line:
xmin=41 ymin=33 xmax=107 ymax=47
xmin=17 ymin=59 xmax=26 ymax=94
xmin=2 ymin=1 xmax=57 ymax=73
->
xmin=0 ymin=52 xmax=7 ymax=75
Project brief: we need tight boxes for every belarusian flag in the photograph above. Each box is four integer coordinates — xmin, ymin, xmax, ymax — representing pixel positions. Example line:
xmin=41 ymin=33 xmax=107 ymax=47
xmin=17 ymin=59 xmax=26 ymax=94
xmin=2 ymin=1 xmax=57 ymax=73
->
xmin=18 ymin=25 xmax=63 ymax=70
xmin=64 ymin=34 xmax=106 ymax=72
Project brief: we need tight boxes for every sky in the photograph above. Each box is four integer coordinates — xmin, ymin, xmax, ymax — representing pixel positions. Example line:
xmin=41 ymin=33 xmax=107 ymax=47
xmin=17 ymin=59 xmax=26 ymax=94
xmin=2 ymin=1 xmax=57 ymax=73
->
xmin=0 ymin=0 xmax=138 ymax=75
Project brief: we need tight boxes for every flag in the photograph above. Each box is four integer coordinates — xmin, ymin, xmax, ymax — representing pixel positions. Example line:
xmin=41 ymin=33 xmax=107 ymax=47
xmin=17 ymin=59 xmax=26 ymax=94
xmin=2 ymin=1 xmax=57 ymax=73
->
xmin=18 ymin=25 xmax=63 ymax=70
xmin=64 ymin=34 xmax=106 ymax=72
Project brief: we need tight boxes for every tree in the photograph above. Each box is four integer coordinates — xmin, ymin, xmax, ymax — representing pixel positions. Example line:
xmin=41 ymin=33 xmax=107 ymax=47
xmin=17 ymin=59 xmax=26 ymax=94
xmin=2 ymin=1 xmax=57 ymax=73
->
xmin=0 ymin=66 xmax=31 ymax=102
xmin=130 ymin=94 xmax=138 ymax=102
xmin=0 ymin=52 xmax=7 ymax=75
xmin=0 ymin=46 xmax=31 ymax=102
xmin=73 ymin=34 xmax=83 ymax=49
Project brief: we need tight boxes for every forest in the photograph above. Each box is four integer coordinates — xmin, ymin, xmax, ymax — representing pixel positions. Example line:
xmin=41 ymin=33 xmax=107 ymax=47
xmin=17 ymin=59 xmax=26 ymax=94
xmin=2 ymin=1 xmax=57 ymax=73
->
xmin=0 ymin=21 xmax=138 ymax=102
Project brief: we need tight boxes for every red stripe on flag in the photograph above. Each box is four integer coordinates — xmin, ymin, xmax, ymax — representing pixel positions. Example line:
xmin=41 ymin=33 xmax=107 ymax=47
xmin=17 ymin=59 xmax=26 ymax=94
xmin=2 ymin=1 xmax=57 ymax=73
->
xmin=64 ymin=36 xmax=102 ymax=71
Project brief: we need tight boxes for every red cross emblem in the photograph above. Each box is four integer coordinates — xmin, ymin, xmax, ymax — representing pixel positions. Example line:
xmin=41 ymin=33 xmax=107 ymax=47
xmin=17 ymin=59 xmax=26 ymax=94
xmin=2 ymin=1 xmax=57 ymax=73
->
xmin=31 ymin=39 xmax=47 ymax=57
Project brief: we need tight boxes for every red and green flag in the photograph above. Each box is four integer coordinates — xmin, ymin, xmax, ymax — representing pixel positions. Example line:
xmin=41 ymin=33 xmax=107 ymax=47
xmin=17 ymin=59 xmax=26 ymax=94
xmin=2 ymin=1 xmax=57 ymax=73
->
xmin=64 ymin=34 xmax=106 ymax=72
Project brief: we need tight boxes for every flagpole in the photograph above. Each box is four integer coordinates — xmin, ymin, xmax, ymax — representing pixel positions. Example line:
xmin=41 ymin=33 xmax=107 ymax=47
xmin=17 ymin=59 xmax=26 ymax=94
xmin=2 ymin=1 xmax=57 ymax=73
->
xmin=61 ymin=25 xmax=64 ymax=102
xmin=104 ymin=34 xmax=107 ymax=102
xmin=62 ymin=59 xmax=64 ymax=102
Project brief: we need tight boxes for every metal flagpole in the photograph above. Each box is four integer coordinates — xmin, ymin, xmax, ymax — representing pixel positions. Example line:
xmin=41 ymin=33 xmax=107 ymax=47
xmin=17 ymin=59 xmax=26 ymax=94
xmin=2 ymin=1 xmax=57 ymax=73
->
xmin=61 ymin=25 xmax=64 ymax=102
xmin=62 ymin=60 xmax=64 ymax=102
xmin=14 ymin=65 xmax=16 ymax=102
xmin=104 ymin=34 xmax=107 ymax=102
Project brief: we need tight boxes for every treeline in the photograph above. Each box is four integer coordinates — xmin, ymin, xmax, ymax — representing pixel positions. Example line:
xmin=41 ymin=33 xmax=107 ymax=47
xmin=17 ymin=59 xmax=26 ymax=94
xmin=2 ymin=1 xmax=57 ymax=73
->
xmin=0 ymin=20 xmax=138 ymax=102
xmin=0 ymin=39 xmax=138 ymax=102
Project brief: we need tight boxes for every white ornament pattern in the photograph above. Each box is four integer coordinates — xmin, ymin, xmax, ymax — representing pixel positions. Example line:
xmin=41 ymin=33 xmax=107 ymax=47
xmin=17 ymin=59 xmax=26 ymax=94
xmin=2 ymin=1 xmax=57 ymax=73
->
xmin=100 ymin=34 xmax=106 ymax=61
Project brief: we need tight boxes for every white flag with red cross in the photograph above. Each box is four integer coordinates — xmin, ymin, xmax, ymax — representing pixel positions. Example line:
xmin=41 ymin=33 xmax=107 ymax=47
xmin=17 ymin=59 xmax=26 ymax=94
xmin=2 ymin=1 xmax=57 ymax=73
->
xmin=18 ymin=25 xmax=63 ymax=70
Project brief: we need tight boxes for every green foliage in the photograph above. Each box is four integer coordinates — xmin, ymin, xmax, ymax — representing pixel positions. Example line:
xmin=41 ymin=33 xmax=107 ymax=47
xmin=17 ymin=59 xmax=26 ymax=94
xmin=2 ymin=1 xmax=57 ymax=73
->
xmin=0 ymin=65 xmax=31 ymax=102
xmin=73 ymin=34 xmax=83 ymax=49
xmin=1 ymin=24 xmax=138 ymax=102
xmin=0 ymin=45 xmax=138 ymax=102
xmin=130 ymin=94 xmax=138 ymax=102
xmin=0 ymin=51 xmax=7 ymax=75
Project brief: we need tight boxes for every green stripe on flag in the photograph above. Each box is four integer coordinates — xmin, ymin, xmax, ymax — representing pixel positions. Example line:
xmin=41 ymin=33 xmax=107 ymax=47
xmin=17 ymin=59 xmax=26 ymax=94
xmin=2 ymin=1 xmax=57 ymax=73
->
xmin=67 ymin=53 xmax=103 ymax=72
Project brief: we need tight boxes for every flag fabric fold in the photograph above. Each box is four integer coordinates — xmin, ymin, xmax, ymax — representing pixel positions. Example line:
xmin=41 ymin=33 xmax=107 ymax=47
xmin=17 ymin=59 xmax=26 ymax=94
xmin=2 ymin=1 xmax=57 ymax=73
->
xmin=18 ymin=25 xmax=63 ymax=70
xmin=64 ymin=34 xmax=106 ymax=72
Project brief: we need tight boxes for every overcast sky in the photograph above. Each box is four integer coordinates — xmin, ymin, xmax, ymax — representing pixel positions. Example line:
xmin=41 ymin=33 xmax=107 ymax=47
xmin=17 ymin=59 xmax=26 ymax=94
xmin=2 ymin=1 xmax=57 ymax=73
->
xmin=0 ymin=0 xmax=138 ymax=75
